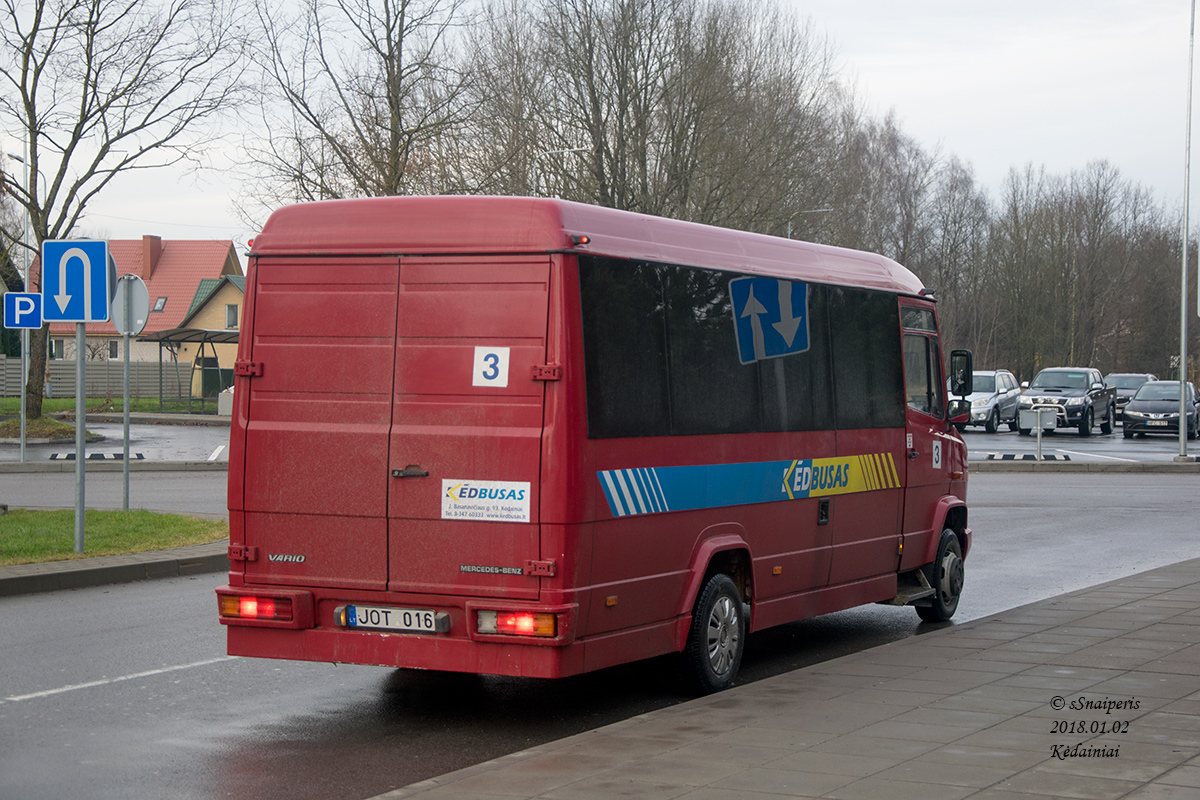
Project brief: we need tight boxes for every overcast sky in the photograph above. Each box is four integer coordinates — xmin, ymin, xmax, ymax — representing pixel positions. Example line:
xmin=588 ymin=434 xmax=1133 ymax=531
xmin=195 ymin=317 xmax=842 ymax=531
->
xmin=795 ymin=0 xmax=1196 ymax=207
xmin=7 ymin=0 xmax=1200 ymax=250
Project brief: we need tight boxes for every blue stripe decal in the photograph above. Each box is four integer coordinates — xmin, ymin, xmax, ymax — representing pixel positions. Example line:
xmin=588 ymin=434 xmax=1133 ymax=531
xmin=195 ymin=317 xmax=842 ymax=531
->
xmin=596 ymin=454 xmax=900 ymax=518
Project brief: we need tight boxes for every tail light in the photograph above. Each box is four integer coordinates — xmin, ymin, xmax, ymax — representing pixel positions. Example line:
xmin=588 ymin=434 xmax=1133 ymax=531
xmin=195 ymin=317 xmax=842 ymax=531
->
xmin=216 ymin=587 xmax=314 ymax=629
xmin=476 ymin=609 xmax=557 ymax=637
xmin=219 ymin=594 xmax=293 ymax=622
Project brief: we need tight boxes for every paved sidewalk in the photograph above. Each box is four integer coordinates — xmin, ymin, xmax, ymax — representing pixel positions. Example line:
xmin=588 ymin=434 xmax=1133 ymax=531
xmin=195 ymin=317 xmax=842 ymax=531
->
xmin=377 ymin=558 xmax=1200 ymax=800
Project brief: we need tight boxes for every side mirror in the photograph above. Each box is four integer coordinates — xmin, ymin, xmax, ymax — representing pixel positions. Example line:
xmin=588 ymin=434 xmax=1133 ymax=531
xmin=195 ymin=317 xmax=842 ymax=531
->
xmin=948 ymin=398 xmax=971 ymax=424
xmin=949 ymin=350 xmax=973 ymax=396
xmin=1021 ymin=381 xmax=1030 ymax=390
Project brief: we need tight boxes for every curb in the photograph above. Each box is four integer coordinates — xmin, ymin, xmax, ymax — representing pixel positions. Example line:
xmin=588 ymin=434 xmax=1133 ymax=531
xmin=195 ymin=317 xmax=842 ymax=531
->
xmin=969 ymin=458 xmax=1200 ymax=472
xmin=0 ymin=539 xmax=229 ymax=598
xmin=0 ymin=460 xmax=227 ymax=472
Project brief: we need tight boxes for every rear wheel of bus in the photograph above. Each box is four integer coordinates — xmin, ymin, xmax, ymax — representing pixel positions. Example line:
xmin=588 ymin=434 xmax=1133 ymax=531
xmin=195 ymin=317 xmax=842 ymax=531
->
xmin=681 ymin=573 xmax=747 ymax=694
xmin=917 ymin=529 xmax=964 ymax=623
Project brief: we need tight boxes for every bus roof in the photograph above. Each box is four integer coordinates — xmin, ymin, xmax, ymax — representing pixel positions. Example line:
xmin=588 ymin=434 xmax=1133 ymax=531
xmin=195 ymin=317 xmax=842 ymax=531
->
xmin=253 ymin=196 xmax=926 ymax=296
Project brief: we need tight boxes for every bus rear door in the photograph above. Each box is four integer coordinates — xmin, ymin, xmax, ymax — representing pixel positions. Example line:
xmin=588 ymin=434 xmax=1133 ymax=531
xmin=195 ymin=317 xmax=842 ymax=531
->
xmin=386 ymin=256 xmax=553 ymax=601
xmin=235 ymin=256 xmax=399 ymax=592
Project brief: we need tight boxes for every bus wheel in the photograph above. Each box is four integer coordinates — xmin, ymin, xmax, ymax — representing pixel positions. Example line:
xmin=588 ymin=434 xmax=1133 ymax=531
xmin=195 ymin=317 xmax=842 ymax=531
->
xmin=682 ymin=574 xmax=746 ymax=694
xmin=917 ymin=530 xmax=964 ymax=623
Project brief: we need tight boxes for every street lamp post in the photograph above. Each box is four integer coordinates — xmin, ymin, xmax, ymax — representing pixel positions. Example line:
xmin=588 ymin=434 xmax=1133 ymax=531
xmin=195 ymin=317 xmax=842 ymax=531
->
xmin=1178 ymin=0 xmax=1196 ymax=462
xmin=6 ymin=149 xmax=32 ymax=463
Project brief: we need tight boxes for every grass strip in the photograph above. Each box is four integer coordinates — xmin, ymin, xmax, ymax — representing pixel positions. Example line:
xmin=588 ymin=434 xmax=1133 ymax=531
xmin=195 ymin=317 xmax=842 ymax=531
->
xmin=0 ymin=509 xmax=227 ymax=567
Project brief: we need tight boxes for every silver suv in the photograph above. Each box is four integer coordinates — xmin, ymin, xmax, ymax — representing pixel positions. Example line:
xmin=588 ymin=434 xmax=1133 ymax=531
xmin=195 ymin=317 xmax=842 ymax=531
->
xmin=959 ymin=369 xmax=1021 ymax=433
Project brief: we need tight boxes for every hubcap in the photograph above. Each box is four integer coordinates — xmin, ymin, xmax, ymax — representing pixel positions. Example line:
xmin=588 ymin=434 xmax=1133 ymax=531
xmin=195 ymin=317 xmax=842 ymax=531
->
xmin=706 ymin=595 xmax=740 ymax=676
xmin=939 ymin=551 xmax=964 ymax=603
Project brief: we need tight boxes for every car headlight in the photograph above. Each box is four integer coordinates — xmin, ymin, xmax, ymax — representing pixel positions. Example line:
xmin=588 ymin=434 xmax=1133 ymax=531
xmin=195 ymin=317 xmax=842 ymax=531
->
xmin=1018 ymin=397 xmax=1032 ymax=407
xmin=1065 ymin=397 xmax=1085 ymax=407
xmin=1125 ymin=410 xmax=1144 ymax=419
xmin=971 ymin=397 xmax=989 ymax=407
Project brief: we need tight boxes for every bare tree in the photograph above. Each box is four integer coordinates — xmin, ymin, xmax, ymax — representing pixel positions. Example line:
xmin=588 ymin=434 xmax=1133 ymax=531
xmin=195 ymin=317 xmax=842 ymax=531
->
xmin=240 ymin=0 xmax=473 ymax=223
xmin=463 ymin=0 xmax=843 ymax=233
xmin=0 ymin=0 xmax=249 ymax=418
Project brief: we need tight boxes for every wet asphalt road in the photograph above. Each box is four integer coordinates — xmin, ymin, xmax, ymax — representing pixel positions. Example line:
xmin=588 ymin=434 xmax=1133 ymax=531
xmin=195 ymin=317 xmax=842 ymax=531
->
xmin=0 ymin=420 xmax=231 ymax=463
xmin=2 ymin=472 xmax=1198 ymax=799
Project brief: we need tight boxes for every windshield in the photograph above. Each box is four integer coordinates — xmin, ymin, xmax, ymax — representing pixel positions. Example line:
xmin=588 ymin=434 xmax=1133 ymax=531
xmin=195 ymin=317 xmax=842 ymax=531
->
xmin=1108 ymin=375 xmax=1149 ymax=390
xmin=1030 ymin=371 xmax=1087 ymax=390
xmin=1135 ymin=382 xmax=1184 ymax=401
xmin=972 ymin=374 xmax=996 ymax=393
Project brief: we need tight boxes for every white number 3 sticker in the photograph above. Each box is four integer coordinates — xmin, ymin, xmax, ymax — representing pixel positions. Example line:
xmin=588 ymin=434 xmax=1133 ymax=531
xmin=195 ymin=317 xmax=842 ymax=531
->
xmin=472 ymin=346 xmax=510 ymax=388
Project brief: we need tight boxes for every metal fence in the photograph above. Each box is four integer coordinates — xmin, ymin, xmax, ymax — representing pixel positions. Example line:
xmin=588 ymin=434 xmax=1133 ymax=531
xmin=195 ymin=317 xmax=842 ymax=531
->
xmin=0 ymin=354 xmax=189 ymax=399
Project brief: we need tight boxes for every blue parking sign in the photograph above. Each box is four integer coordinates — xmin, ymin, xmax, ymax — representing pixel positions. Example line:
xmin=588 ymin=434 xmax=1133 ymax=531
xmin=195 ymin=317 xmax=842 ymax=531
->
xmin=42 ymin=240 xmax=110 ymax=322
xmin=4 ymin=292 xmax=43 ymax=329
xmin=730 ymin=277 xmax=809 ymax=364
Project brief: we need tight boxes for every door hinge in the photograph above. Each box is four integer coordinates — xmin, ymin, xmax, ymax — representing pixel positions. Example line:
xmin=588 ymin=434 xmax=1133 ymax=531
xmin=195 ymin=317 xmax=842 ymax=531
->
xmin=532 ymin=364 xmax=562 ymax=381
xmin=525 ymin=559 xmax=557 ymax=577
xmin=228 ymin=545 xmax=258 ymax=562
xmin=234 ymin=360 xmax=264 ymax=378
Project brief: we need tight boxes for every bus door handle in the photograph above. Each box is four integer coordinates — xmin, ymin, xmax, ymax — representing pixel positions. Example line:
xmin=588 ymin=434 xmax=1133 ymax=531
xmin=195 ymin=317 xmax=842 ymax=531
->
xmin=392 ymin=465 xmax=430 ymax=478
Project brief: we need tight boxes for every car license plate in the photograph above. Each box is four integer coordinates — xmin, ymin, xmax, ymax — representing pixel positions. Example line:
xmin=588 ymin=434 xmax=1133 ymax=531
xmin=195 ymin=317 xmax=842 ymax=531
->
xmin=345 ymin=605 xmax=438 ymax=633
xmin=1148 ymin=420 xmax=1169 ymax=427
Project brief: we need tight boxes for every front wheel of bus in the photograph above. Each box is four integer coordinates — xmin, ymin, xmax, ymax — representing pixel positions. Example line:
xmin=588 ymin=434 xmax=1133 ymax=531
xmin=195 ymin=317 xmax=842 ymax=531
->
xmin=917 ymin=530 xmax=964 ymax=623
xmin=682 ymin=574 xmax=746 ymax=694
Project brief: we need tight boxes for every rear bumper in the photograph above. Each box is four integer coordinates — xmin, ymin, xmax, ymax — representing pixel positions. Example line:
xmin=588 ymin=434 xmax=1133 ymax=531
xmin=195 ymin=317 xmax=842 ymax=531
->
xmin=217 ymin=585 xmax=588 ymax=678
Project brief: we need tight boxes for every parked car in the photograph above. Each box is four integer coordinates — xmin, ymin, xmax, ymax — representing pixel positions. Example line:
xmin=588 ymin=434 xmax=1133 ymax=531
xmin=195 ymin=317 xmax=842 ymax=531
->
xmin=957 ymin=369 xmax=1021 ymax=433
xmin=1104 ymin=372 xmax=1158 ymax=420
xmin=1018 ymin=367 xmax=1116 ymax=436
xmin=1122 ymin=381 xmax=1199 ymax=439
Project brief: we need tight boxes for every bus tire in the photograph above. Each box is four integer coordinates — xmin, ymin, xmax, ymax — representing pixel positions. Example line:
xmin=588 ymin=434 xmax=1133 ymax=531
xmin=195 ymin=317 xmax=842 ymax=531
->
xmin=681 ymin=573 xmax=746 ymax=694
xmin=916 ymin=529 xmax=964 ymax=623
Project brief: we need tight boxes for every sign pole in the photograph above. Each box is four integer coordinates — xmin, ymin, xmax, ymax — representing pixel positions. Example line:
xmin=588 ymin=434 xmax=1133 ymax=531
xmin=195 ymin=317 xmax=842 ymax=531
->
xmin=75 ymin=321 xmax=86 ymax=553
xmin=111 ymin=272 xmax=149 ymax=508
xmin=123 ymin=278 xmax=132 ymax=509
xmin=20 ymin=328 xmax=27 ymax=463
xmin=40 ymin=238 xmax=112 ymax=553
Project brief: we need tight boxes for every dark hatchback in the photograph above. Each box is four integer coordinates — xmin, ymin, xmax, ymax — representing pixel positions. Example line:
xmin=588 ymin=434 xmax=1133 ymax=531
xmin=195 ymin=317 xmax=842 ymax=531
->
xmin=1122 ymin=381 xmax=1199 ymax=440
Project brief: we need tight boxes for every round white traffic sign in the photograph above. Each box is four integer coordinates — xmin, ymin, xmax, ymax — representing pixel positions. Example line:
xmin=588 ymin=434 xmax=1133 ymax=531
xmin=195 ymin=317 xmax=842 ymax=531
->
xmin=111 ymin=274 xmax=150 ymax=336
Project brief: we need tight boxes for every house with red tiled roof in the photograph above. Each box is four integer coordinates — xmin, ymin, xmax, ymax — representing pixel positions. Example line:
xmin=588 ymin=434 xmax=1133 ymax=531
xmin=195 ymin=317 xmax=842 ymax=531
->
xmin=46 ymin=236 xmax=242 ymax=361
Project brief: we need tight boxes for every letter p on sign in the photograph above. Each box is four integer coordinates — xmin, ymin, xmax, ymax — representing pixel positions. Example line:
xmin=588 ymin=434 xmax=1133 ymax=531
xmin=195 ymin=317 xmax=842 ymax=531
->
xmin=3 ymin=292 xmax=42 ymax=329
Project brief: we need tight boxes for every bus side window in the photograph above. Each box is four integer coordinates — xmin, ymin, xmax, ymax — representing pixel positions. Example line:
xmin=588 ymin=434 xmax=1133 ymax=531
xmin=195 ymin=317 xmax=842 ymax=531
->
xmin=903 ymin=333 xmax=944 ymax=418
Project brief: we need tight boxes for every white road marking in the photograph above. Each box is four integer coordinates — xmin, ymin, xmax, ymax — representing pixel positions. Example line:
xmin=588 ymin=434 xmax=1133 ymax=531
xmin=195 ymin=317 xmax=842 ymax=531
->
xmin=207 ymin=445 xmax=226 ymax=461
xmin=1055 ymin=449 xmax=1138 ymax=462
xmin=1 ymin=656 xmax=236 ymax=703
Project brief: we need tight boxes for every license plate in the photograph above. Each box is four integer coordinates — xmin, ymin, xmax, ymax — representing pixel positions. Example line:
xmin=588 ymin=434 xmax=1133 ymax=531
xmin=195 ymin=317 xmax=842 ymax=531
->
xmin=345 ymin=605 xmax=439 ymax=633
xmin=1148 ymin=420 xmax=1169 ymax=427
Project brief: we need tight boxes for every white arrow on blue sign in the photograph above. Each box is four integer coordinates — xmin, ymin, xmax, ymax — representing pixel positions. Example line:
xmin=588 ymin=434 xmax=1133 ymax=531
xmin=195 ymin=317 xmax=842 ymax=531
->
xmin=42 ymin=240 xmax=111 ymax=323
xmin=4 ymin=292 xmax=43 ymax=329
xmin=730 ymin=276 xmax=810 ymax=364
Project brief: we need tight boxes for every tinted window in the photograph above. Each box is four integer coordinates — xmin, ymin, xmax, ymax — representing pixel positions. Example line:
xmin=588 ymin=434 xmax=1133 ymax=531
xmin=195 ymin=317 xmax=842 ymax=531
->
xmin=901 ymin=307 xmax=937 ymax=332
xmin=903 ymin=334 xmax=944 ymax=418
xmin=578 ymin=260 xmax=670 ymax=437
xmin=829 ymin=287 xmax=905 ymax=429
xmin=580 ymin=256 xmax=891 ymax=438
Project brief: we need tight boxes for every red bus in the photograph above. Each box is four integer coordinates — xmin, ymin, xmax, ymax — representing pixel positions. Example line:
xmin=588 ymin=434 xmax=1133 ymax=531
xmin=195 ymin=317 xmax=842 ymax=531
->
xmin=217 ymin=196 xmax=973 ymax=693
